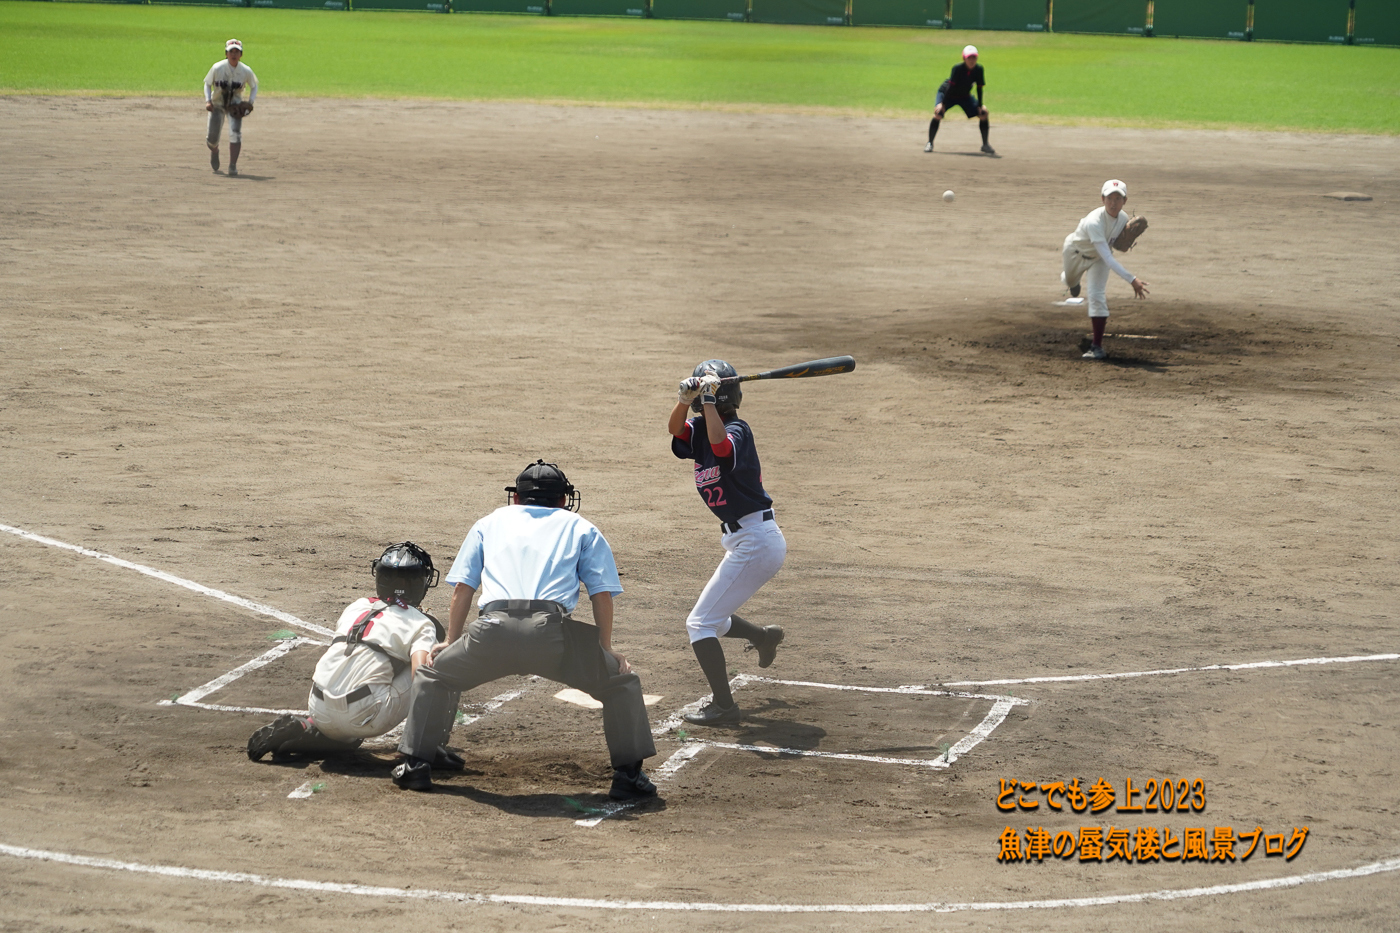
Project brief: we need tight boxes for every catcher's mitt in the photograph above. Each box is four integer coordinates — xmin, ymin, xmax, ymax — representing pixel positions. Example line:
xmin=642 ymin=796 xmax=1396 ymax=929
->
xmin=1112 ymin=214 xmax=1147 ymax=252
xmin=228 ymin=101 xmax=253 ymax=118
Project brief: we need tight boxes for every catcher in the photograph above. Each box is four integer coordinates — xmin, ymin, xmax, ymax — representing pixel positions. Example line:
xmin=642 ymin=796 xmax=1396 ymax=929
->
xmin=203 ymin=39 xmax=258 ymax=177
xmin=247 ymin=542 xmax=463 ymax=768
xmin=1061 ymin=179 xmax=1149 ymax=360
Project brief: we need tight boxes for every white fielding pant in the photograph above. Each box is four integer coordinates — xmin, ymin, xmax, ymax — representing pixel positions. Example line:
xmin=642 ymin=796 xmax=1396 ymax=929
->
xmin=207 ymin=105 xmax=244 ymax=146
xmin=686 ymin=511 xmax=787 ymax=642
xmin=307 ymin=666 xmax=411 ymax=743
xmin=1062 ymin=238 xmax=1111 ymax=319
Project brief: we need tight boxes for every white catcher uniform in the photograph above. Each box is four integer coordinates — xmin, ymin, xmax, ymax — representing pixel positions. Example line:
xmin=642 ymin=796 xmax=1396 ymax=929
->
xmin=1062 ymin=200 xmax=1138 ymax=320
xmin=308 ymin=597 xmax=437 ymax=742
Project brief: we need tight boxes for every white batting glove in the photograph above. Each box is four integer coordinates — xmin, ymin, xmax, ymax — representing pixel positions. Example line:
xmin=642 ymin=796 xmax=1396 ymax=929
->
xmin=698 ymin=373 xmax=721 ymax=407
xmin=678 ymin=376 xmax=703 ymax=404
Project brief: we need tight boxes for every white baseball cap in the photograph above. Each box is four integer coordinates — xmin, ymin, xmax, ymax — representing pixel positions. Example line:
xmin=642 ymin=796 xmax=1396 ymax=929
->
xmin=226 ymin=39 xmax=243 ymax=52
xmin=1102 ymin=179 xmax=1127 ymax=198
xmin=962 ymin=45 xmax=979 ymax=58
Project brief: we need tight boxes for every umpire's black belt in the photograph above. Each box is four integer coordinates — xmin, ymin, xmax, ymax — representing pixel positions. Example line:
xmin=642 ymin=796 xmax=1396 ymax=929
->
xmin=722 ymin=510 xmax=773 ymax=534
xmin=480 ymin=599 xmax=568 ymax=618
xmin=312 ymin=683 xmax=372 ymax=704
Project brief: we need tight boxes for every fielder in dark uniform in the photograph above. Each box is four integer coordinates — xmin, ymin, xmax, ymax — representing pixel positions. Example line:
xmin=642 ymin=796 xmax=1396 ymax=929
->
xmin=668 ymin=360 xmax=787 ymax=727
xmin=926 ymin=44 xmax=995 ymax=155
xmin=392 ymin=460 xmax=657 ymax=801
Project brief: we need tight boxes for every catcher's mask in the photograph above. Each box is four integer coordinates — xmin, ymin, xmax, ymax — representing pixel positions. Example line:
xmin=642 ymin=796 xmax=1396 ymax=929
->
xmin=690 ymin=359 xmax=741 ymax=416
xmin=507 ymin=459 xmax=580 ymax=512
xmin=371 ymin=541 xmax=439 ymax=607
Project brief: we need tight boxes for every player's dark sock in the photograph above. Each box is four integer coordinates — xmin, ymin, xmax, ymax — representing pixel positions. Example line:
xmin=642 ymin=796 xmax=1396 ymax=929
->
xmin=691 ymin=637 xmax=734 ymax=707
xmin=229 ymin=142 xmax=241 ymax=171
xmin=1091 ymin=316 xmax=1107 ymax=346
xmin=928 ymin=119 xmax=941 ymax=144
xmin=723 ymin=614 xmax=764 ymax=642
xmin=979 ymin=119 xmax=990 ymax=146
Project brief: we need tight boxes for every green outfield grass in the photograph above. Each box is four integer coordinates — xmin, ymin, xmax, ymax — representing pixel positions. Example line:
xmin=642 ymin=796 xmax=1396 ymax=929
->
xmin=2 ymin=1 xmax=1398 ymax=132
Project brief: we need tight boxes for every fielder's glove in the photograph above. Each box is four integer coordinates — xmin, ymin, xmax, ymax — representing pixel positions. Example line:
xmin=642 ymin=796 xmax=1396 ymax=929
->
xmin=1112 ymin=215 xmax=1147 ymax=252
xmin=678 ymin=376 xmax=703 ymax=405
xmin=229 ymin=101 xmax=253 ymax=118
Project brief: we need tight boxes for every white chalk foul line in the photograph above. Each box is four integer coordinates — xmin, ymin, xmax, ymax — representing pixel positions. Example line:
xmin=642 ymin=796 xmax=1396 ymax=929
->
xmin=574 ymin=743 xmax=708 ymax=828
xmin=157 ymin=637 xmax=315 ymax=708
xmin=3 ymin=843 xmax=1397 ymax=913
xmin=942 ymin=652 xmax=1400 ymax=688
xmin=0 ymin=522 xmax=335 ymax=638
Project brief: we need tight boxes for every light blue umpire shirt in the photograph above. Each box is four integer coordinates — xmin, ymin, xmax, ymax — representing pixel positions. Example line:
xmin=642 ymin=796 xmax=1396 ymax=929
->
xmin=445 ymin=505 xmax=623 ymax=613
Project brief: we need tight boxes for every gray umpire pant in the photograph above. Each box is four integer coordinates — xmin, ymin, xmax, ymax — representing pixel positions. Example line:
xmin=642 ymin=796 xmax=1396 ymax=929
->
xmin=398 ymin=602 xmax=656 ymax=769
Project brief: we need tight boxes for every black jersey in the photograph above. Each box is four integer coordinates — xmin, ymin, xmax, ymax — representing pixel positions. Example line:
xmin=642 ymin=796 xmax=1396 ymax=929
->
xmin=671 ymin=415 xmax=773 ymax=525
xmin=939 ymin=62 xmax=985 ymax=103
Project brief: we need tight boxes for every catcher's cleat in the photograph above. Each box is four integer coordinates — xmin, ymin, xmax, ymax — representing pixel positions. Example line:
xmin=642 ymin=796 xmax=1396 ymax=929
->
xmin=433 ymin=746 xmax=466 ymax=771
xmin=923 ymin=142 xmax=933 ymax=153
xmin=1082 ymin=346 xmax=1107 ymax=361
xmin=1070 ymin=284 xmax=1081 ymax=298
xmin=748 ymin=625 xmax=784 ymax=669
xmin=981 ymin=143 xmax=996 ymax=155
xmin=210 ymin=149 xmax=220 ymax=173
xmin=609 ymin=767 xmax=658 ymax=801
xmin=682 ymin=701 xmax=742 ymax=727
xmin=247 ymin=714 xmax=307 ymax=761
xmin=391 ymin=758 xmax=433 ymax=792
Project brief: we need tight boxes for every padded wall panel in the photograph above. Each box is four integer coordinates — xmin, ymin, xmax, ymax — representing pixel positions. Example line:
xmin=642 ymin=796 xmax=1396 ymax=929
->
xmin=851 ymin=0 xmax=944 ymax=27
xmin=1151 ymin=0 xmax=1246 ymax=39
xmin=1052 ymin=0 xmax=1147 ymax=34
xmin=1250 ymin=0 xmax=1349 ymax=43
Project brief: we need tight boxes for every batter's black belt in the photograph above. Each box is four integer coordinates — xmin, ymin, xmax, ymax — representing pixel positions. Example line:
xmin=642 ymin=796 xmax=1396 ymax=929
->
xmin=479 ymin=599 xmax=568 ymax=618
xmin=722 ymin=510 xmax=773 ymax=534
xmin=312 ymin=683 xmax=372 ymax=704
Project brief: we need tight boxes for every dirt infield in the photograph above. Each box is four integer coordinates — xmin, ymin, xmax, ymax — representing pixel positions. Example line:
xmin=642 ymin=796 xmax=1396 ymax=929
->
xmin=1 ymin=96 xmax=1397 ymax=931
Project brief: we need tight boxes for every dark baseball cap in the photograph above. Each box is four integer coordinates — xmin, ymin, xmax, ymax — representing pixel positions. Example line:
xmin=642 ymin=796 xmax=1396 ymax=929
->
xmin=506 ymin=459 xmax=573 ymax=498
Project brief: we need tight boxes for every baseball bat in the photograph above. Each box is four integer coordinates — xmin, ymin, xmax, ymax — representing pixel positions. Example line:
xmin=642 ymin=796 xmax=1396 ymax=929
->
xmin=718 ymin=356 xmax=856 ymax=385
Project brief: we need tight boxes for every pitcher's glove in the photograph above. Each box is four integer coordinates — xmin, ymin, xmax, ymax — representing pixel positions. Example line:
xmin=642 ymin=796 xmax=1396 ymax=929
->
xmin=1112 ymin=215 xmax=1147 ymax=252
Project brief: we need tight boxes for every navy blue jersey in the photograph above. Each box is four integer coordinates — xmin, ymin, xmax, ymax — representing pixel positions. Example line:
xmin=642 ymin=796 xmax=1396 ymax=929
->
xmin=939 ymin=62 xmax=985 ymax=103
xmin=671 ymin=415 xmax=773 ymax=524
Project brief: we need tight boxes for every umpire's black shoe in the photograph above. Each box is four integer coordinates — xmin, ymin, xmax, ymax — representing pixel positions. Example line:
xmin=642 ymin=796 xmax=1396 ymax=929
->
xmin=247 ymin=714 xmax=307 ymax=761
xmin=434 ymin=746 xmax=466 ymax=771
xmin=683 ymin=701 xmax=742 ymax=727
xmin=391 ymin=757 xmax=433 ymax=792
xmin=609 ymin=766 xmax=657 ymax=801
xmin=753 ymin=625 xmax=784 ymax=668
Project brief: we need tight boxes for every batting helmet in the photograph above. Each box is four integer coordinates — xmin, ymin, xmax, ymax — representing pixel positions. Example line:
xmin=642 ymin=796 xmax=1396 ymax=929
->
xmin=371 ymin=541 xmax=439 ymax=607
xmin=690 ymin=359 xmax=741 ymax=415
xmin=506 ymin=459 xmax=580 ymax=512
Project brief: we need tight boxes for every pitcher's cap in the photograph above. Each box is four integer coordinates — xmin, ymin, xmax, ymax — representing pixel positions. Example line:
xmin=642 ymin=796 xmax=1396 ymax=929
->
xmin=226 ymin=39 xmax=243 ymax=52
xmin=1102 ymin=179 xmax=1127 ymax=198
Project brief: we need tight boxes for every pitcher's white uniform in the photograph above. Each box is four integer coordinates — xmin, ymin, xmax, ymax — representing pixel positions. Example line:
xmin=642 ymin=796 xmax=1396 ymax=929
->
xmin=309 ymin=597 xmax=437 ymax=742
xmin=1062 ymin=206 xmax=1137 ymax=320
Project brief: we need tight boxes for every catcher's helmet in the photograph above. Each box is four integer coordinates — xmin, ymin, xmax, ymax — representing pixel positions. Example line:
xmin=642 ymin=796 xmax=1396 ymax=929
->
xmin=371 ymin=541 xmax=439 ymax=607
xmin=690 ymin=359 xmax=741 ymax=415
xmin=507 ymin=459 xmax=580 ymax=512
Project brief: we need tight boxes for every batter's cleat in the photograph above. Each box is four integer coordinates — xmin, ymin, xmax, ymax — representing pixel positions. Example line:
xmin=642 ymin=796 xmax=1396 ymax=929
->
xmin=609 ymin=767 xmax=658 ymax=801
xmin=433 ymin=746 xmax=466 ymax=771
xmin=1070 ymin=284 xmax=1081 ymax=298
xmin=923 ymin=142 xmax=933 ymax=153
xmin=247 ymin=714 xmax=307 ymax=761
xmin=391 ymin=758 xmax=433 ymax=792
xmin=210 ymin=149 xmax=220 ymax=173
xmin=682 ymin=701 xmax=742 ymax=727
xmin=981 ymin=143 xmax=997 ymax=155
xmin=1082 ymin=346 xmax=1107 ymax=361
xmin=228 ymin=165 xmax=238 ymax=177
xmin=751 ymin=625 xmax=785 ymax=668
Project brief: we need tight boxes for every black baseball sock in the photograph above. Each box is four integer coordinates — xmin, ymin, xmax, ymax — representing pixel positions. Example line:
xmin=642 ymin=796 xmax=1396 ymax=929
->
xmin=1092 ymin=316 xmax=1107 ymax=346
xmin=928 ymin=119 xmax=941 ymax=144
xmin=979 ymin=119 xmax=990 ymax=145
xmin=722 ymin=613 xmax=764 ymax=642
xmin=691 ymin=637 xmax=734 ymax=707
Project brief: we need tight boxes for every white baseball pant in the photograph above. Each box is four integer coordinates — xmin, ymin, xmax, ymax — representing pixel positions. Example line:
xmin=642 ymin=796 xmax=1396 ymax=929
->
xmin=686 ymin=510 xmax=787 ymax=643
xmin=1062 ymin=238 xmax=1111 ymax=319
xmin=207 ymin=106 xmax=244 ymax=146
xmin=307 ymin=666 xmax=411 ymax=743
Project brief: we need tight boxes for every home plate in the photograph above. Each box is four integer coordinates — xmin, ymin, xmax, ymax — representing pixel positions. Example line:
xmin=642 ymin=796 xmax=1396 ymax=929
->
xmin=1053 ymin=297 xmax=1086 ymax=307
xmin=554 ymin=688 xmax=662 ymax=709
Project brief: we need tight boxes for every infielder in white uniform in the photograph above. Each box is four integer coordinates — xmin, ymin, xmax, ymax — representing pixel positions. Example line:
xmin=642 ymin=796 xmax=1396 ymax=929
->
xmin=203 ymin=39 xmax=258 ymax=177
xmin=1062 ymin=179 xmax=1150 ymax=360
xmin=247 ymin=542 xmax=462 ymax=768
xmin=669 ymin=359 xmax=787 ymax=727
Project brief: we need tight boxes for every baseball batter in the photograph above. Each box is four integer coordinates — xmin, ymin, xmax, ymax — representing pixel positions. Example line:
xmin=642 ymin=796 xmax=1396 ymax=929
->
xmin=669 ymin=360 xmax=786 ymax=727
xmin=393 ymin=460 xmax=658 ymax=800
xmin=203 ymin=39 xmax=258 ymax=177
xmin=1062 ymin=179 xmax=1151 ymax=360
xmin=247 ymin=543 xmax=462 ymax=767
xmin=926 ymin=45 xmax=994 ymax=155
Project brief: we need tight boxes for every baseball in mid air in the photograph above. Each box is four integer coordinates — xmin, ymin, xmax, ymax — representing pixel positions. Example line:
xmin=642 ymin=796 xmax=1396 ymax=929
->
xmin=942 ymin=190 xmax=956 ymax=202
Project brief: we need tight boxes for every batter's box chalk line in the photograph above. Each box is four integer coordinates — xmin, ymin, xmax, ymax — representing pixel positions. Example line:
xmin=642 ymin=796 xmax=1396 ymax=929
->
xmin=2 ymin=843 xmax=1398 ymax=915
